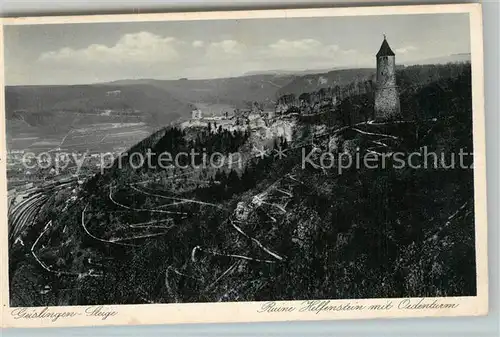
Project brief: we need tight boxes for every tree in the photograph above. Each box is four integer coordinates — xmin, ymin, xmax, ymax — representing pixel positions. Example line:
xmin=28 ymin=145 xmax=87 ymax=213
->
xmin=299 ymin=92 xmax=311 ymax=104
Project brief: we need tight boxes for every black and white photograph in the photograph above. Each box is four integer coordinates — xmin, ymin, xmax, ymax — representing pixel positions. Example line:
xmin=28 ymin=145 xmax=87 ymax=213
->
xmin=0 ymin=3 xmax=488 ymax=327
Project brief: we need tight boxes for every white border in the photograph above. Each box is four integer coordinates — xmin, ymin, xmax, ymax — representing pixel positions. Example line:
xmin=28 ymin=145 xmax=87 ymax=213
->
xmin=0 ymin=3 xmax=488 ymax=328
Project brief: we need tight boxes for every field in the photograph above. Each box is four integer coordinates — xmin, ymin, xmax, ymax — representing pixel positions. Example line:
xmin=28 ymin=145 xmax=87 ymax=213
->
xmin=7 ymin=122 xmax=154 ymax=155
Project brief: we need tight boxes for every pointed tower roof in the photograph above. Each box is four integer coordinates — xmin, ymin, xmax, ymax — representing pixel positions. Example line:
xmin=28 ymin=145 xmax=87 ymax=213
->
xmin=376 ymin=35 xmax=395 ymax=57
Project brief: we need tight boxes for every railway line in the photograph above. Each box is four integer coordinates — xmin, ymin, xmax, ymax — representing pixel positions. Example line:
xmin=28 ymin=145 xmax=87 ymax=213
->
xmin=8 ymin=177 xmax=78 ymax=245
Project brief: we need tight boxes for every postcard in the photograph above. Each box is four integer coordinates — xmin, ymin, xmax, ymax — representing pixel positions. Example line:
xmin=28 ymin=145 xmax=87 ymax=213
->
xmin=0 ymin=3 xmax=488 ymax=328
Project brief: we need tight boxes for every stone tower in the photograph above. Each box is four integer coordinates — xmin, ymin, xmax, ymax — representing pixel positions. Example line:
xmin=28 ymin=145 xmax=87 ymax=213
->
xmin=374 ymin=36 xmax=400 ymax=120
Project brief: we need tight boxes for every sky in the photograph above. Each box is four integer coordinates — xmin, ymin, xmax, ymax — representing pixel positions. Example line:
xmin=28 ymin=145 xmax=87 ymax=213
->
xmin=3 ymin=13 xmax=470 ymax=85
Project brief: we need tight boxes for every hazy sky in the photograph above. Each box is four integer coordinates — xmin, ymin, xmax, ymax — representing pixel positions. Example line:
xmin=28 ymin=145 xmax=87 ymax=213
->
xmin=3 ymin=13 xmax=470 ymax=85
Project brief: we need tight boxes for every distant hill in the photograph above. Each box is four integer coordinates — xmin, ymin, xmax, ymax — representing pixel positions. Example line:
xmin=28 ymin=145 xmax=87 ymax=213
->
xmin=5 ymin=84 xmax=194 ymax=134
xmin=407 ymin=53 xmax=471 ymax=66
xmin=4 ymin=74 xmax=297 ymax=138
xmin=277 ymin=68 xmax=376 ymax=96
xmin=6 ymin=84 xmax=192 ymax=117
xmin=275 ymin=56 xmax=471 ymax=98
xmin=108 ymin=74 xmax=296 ymax=108
xmin=242 ymin=68 xmax=341 ymax=77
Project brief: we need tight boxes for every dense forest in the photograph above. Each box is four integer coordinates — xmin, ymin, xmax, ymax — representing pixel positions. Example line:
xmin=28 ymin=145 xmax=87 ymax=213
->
xmin=275 ymin=63 xmax=471 ymax=121
xmin=9 ymin=62 xmax=476 ymax=306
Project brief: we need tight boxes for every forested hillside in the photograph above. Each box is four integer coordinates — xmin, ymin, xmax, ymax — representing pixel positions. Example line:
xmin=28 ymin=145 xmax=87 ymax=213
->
xmin=9 ymin=63 xmax=475 ymax=306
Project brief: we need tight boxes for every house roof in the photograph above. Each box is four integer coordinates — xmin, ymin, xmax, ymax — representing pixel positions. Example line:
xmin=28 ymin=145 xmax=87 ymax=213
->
xmin=376 ymin=37 xmax=395 ymax=57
